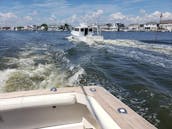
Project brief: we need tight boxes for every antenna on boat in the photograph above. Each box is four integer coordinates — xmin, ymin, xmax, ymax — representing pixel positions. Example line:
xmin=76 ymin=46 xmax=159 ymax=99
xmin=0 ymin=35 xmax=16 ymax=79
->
xmin=96 ymin=15 xmax=102 ymax=36
xmin=97 ymin=24 xmax=99 ymax=35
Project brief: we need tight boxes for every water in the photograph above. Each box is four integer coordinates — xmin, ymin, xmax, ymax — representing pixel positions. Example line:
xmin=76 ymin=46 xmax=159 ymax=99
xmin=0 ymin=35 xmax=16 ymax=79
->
xmin=0 ymin=31 xmax=172 ymax=129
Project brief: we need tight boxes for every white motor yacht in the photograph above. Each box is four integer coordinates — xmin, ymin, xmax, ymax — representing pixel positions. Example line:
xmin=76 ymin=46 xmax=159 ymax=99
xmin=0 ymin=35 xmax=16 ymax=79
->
xmin=66 ymin=24 xmax=104 ymax=45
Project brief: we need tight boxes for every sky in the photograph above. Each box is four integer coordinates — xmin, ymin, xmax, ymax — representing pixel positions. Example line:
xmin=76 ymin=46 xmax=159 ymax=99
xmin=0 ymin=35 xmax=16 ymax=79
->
xmin=0 ymin=0 xmax=172 ymax=26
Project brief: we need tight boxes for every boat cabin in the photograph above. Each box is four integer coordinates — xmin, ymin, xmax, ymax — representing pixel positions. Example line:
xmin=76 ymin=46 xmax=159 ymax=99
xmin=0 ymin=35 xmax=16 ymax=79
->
xmin=72 ymin=27 xmax=93 ymax=36
xmin=74 ymin=28 xmax=93 ymax=36
xmin=71 ymin=25 xmax=93 ymax=36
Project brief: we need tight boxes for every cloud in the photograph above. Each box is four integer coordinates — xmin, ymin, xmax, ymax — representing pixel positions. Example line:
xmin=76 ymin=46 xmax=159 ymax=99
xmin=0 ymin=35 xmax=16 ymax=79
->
xmin=61 ymin=9 xmax=104 ymax=25
xmin=40 ymin=9 xmax=172 ymax=25
xmin=0 ymin=0 xmax=172 ymax=26
xmin=139 ymin=9 xmax=146 ymax=14
xmin=0 ymin=12 xmax=18 ymax=26
xmin=48 ymin=14 xmax=57 ymax=23
xmin=68 ymin=14 xmax=77 ymax=23
xmin=130 ymin=0 xmax=144 ymax=3
xmin=0 ymin=12 xmax=17 ymax=19
xmin=142 ymin=11 xmax=172 ymax=22
xmin=33 ymin=0 xmax=70 ymax=8
xmin=24 ymin=16 xmax=32 ymax=21
xmin=110 ymin=11 xmax=172 ymax=24
xmin=30 ymin=10 xmax=38 ymax=16
xmin=158 ymin=11 xmax=172 ymax=19
xmin=81 ymin=9 xmax=104 ymax=24
xmin=110 ymin=12 xmax=126 ymax=20
xmin=92 ymin=9 xmax=103 ymax=18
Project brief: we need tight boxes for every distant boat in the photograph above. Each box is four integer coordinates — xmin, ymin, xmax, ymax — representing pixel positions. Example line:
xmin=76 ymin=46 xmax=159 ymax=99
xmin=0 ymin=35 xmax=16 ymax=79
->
xmin=0 ymin=86 xmax=157 ymax=129
xmin=66 ymin=23 xmax=104 ymax=45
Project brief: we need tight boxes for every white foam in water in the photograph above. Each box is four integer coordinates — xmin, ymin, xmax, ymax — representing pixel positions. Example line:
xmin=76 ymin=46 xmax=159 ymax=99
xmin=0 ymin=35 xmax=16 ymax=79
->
xmin=103 ymin=39 xmax=172 ymax=55
xmin=94 ymin=39 xmax=172 ymax=69
xmin=67 ymin=67 xmax=86 ymax=85
xmin=19 ymin=50 xmax=33 ymax=57
xmin=112 ymin=45 xmax=171 ymax=68
xmin=69 ymin=65 xmax=75 ymax=71
xmin=0 ymin=43 xmax=87 ymax=92
xmin=19 ymin=58 xmax=35 ymax=68
xmin=0 ymin=69 xmax=17 ymax=88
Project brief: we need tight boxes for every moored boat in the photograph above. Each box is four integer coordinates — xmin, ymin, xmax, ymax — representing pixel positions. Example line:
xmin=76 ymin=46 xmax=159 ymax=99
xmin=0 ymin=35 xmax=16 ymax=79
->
xmin=0 ymin=86 xmax=157 ymax=129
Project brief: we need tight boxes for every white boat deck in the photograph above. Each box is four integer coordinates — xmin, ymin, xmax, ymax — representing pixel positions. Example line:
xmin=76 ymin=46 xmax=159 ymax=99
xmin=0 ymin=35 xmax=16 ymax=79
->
xmin=41 ymin=123 xmax=83 ymax=129
xmin=0 ymin=86 xmax=157 ymax=129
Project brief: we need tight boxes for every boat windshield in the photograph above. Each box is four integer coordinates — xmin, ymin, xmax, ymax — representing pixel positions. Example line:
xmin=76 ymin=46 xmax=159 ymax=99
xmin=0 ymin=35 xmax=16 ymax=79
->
xmin=74 ymin=28 xmax=79 ymax=31
xmin=81 ymin=28 xmax=84 ymax=32
xmin=89 ymin=28 xmax=92 ymax=32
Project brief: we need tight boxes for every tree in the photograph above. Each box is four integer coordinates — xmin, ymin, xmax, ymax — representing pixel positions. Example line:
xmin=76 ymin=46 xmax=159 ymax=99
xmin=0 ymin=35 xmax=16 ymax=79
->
xmin=41 ymin=24 xmax=48 ymax=31
xmin=58 ymin=25 xmax=65 ymax=30
xmin=64 ymin=23 xmax=70 ymax=30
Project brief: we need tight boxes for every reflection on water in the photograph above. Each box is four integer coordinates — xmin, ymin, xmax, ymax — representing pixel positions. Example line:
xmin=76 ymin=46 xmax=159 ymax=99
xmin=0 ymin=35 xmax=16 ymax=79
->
xmin=0 ymin=31 xmax=172 ymax=129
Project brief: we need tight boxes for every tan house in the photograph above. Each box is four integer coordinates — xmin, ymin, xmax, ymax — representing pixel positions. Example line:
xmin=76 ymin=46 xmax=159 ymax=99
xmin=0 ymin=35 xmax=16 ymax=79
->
xmin=128 ymin=24 xmax=140 ymax=31
xmin=160 ymin=20 xmax=172 ymax=32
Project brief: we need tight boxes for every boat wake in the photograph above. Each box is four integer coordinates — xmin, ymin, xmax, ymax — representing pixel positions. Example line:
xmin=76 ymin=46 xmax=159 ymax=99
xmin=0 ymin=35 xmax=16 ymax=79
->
xmin=0 ymin=43 xmax=86 ymax=92
xmin=103 ymin=39 xmax=172 ymax=55
xmin=81 ymin=39 xmax=172 ymax=69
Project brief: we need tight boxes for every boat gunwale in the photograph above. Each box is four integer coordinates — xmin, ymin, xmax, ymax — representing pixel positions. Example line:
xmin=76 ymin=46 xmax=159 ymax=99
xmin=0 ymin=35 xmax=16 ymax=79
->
xmin=0 ymin=86 xmax=157 ymax=129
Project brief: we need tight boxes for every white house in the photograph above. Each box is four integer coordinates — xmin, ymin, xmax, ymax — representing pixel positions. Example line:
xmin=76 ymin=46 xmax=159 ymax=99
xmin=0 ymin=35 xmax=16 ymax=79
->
xmin=110 ymin=23 xmax=118 ymax=31
xmin=128 ymin=24 xmax=140 ymax=31
xmin=48 ymin=24 xmax=59 ymax=31
xmin=144 ymin=22 xmax=158 ymax=31
xmin=100 ymin=24 xmax=112 ymax=31
xmin=24 ymin=26 xmax=33 ymax=30
xmin=159 ymin=20 xmax=172 ymax=32
xmin=100 ymin=23 xmax=119 ymax=31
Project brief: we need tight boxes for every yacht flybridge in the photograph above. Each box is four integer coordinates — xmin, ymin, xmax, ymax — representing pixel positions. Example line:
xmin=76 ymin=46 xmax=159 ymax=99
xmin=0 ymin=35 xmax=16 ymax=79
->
xmin=66 ymin=24 xmax=104 ymax=45
xmin=0 ymin=86 xmax=157 ymax=129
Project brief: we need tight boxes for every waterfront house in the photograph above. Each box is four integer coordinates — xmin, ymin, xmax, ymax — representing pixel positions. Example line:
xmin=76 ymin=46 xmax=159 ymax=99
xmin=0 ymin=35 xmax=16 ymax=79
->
xmin=14 ymin=27 xmax=18 ymax=31
xmin=128 ymin=24 xmax=140 ymax=31
xmin=144 ymin=22 xmax=158 ymax=31
xmin=159 ymin=20 xmax=172 ymax=32
xmin=37 ymin=25 xmax=47 ymax=31
xmin=23 ymin=26 xmax=34 ymax=31
xmin=14 ymin=26 xmax=24 ymax=31
xmin=101 ymin=23 xmax=118 ymax=31
xmin=2 ymin=27 xmax=11 ymax=30
xmin=48 ymin=24 xmax=59 ymax=31
xmin=31 ymin=25 xmax=38 ymax=31
xmin=110 ymin=23 xmax=118 ymax=31
xmin=100 ymin=23 xmax=112 ymax=31
xmin=116 ymin=23 xmax=125 ymax=31
xmin=100 ymin=23 xmax=122 ymax=31
xmin=139 ymin=24 xmax=145 ymax=31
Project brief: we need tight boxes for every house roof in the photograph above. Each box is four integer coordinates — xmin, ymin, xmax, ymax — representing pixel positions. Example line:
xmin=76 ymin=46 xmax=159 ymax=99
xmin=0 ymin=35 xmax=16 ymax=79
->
xmin=128 ymin=24 xmax=139 ymax=26
xmin=145 ymin=22 xmax=157 ymax=25
xmin=160 ymin=20 xmax=172 ymax=24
